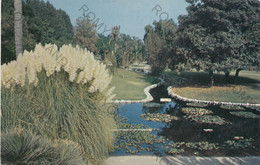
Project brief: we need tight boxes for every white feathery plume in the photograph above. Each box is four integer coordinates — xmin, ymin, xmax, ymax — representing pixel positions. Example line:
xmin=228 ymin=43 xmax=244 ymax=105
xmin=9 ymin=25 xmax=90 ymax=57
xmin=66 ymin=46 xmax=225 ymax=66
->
xmin=1 ymin=44 xmax=115 ymax=100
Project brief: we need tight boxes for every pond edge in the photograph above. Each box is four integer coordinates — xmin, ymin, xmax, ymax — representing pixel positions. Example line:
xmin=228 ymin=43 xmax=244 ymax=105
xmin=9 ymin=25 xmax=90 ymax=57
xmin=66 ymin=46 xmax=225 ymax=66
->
xmin=167 ymin=86 xmax=260 ymax=108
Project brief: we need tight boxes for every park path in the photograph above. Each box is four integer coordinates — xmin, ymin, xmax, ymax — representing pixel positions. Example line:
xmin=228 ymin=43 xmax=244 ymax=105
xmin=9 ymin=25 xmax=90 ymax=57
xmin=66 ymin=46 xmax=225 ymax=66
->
xmin=105 ymin=156 xmax=260 ymax=165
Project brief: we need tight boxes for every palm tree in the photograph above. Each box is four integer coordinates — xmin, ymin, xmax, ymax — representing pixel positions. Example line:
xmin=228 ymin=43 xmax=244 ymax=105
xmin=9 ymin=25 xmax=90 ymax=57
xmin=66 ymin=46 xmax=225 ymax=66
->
xmin=14 ymin=0 xmax=23 ymax=58
xmin=110 ymin=26 xmax=120 ymax=68
xmin=111 ymin=26 xmax=120 ymax=49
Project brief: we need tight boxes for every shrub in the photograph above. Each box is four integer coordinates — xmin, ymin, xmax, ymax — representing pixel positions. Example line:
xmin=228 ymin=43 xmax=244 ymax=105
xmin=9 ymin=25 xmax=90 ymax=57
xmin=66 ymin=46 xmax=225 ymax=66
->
xmin=1 ymin=128 xmax=55 ymax=164
xmin=1 ymin=44 xmax=116 ymax=164
xmin=1 ymin=128 xmax=85 ymax=165
xmin=54 ymin=139 xmax=84 ymax=165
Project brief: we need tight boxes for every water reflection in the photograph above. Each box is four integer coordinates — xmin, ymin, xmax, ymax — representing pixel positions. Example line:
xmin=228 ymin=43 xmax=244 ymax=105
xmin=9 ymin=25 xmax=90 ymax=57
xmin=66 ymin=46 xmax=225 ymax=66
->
xmin=114 ymin=102 xmax=260 ymax=156
xmin=142 ymin=102 xmax=176 ymax=114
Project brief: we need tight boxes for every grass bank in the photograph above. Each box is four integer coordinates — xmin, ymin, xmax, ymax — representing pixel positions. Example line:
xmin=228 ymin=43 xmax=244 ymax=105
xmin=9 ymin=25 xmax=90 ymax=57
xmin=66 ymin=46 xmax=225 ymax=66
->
xmin=109 ymin=69 xmax=159 ymax=100
xmin=167 ymin=70 xmax=260 ymax=104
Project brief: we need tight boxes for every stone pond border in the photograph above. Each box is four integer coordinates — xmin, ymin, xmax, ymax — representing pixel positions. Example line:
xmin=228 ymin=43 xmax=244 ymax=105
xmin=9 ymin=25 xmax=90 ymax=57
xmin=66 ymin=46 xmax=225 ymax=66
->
xmin=110 ymin=78 xmax=164 ymax=104
xmin=167 ymin=86 xmax=260 ymax=108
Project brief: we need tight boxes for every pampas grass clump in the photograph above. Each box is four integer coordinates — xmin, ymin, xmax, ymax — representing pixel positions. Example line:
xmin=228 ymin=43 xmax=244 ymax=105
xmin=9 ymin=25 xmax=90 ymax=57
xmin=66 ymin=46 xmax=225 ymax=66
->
xmin=1 ymin=44 xmax=116 ymax=164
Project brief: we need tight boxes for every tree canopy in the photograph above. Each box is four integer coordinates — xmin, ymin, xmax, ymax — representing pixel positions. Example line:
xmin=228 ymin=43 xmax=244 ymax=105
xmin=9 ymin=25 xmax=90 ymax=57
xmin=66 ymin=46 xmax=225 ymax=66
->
xmin=168 ymin=0 xmax=260 ymax=86
xmin=144 ymin=19 xmax=177 ymax=75
xmin=74 ymin=16 xmax=98 ymax=54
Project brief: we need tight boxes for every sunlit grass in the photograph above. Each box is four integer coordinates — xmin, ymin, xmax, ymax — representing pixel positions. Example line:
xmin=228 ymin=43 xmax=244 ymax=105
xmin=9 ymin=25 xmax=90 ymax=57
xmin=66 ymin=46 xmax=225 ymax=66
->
xmin=109 ymin=69 xmax=159 ymax=100
xmin=170 ymin=71 xmax=260 ymax=104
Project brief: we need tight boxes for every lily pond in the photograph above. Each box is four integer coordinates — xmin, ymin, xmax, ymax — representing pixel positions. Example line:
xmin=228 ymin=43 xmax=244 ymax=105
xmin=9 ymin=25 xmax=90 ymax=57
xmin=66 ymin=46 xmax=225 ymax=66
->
xmin=111 ymin=97 xmax=260 ymax=157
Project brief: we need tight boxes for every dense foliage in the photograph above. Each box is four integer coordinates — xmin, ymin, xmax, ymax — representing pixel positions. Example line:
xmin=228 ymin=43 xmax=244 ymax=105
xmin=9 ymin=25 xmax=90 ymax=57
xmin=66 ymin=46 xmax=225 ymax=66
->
xmin=144 ymin=19 xmax=177 ymax=75
xmin=96 ymin=32 xmax=145 ymax=69
xmin=169 ymin=0 xmax=260 ymax=85
xmin=1 ymin=0 xmax=74 ymax=64
xmin=74 ymin=16 xmax=98 ymax=54
xmin=116 ymin=34 xmax=145 ymax=68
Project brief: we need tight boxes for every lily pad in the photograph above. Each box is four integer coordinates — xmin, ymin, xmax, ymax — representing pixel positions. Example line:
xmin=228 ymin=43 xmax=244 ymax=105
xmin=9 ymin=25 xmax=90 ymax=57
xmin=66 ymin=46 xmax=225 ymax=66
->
xmin=140 ymin=113 xmax=179 ymax=123
xmin=181 ymin=107 xmax=231 ymax=125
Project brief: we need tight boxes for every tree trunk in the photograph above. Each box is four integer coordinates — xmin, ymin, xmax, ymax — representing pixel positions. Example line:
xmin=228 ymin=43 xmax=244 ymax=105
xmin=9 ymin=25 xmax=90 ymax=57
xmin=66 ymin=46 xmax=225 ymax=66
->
xmin=14 ymin=0 xmax=23 ymax=58
xmin=234 ymin=68 xmax=242 ymax=84
xmin=224 ymin=71 xmax=230 ymax=83
xmin=152 ymin=67 xmax=160 ymax=76
xmin=209 ymin=70 xmax=214 ymax=87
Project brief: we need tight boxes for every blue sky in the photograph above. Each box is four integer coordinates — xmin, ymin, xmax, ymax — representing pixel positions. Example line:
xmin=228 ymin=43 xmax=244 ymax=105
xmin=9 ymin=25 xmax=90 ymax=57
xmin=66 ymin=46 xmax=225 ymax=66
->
xmin=43 ymin=0 xmax=189 ymax=39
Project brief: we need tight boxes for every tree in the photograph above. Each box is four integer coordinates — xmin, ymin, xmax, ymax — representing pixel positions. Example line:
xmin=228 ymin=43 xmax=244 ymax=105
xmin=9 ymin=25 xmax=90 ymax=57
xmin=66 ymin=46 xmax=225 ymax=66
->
xmin=2 ymin=0 xmax=16 ymax=63
xmin=228 ymin=0 xmax=260 ymax=82
xmin=131 ymin=39 xmax=145 ymax=64
xmin=170 ymin=0 xmax=260 ymax=86
xmin=24 ymin=0 xmax=74 ymax=47
xmin=14 ymin=0 xmax=23 ymax=58
xmin=74 ymin=16 xmax=98 ymax=53
xmin=96 ymin=34 xmax=113 ymax=60
xmin=116 ymin=34 xmax=132 ymax=68
xmin=95 ymin=31 xmax=145 ymax=69
xmin=144 ymin=25 xmax=168 ymax=76
xmin=116 ymin=34 xmax=144 ymax=68
xmin=144 ymin=20 xmax=177 ymax=76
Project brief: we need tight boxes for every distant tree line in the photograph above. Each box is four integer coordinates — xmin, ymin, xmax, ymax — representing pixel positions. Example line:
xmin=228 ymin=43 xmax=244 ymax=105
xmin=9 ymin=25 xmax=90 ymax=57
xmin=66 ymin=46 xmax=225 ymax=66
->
xmin=2 ymin=0 xmax=259 ymax=86
xmin=2 ymin=0 xmax=145 ymax=71
xmin=74 ymin=18 xmax=145 ymax=71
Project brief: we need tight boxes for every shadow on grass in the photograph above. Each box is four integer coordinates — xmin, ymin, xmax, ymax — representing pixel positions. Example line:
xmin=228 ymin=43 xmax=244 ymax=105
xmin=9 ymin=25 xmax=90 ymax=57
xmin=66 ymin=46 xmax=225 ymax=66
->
xmin=136 ymin=74 xmax=161 ymax=84
xmin=175 ymin=72 xmax=260 ymax=88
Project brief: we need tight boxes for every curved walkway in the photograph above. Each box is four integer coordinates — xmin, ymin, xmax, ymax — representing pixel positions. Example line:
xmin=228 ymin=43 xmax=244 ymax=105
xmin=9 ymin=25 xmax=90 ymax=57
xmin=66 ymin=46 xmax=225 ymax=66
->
xmin=106 ymin=156 xmax=260 ymax=165
xmin=110 ymin=78 xmax=164 ymax=104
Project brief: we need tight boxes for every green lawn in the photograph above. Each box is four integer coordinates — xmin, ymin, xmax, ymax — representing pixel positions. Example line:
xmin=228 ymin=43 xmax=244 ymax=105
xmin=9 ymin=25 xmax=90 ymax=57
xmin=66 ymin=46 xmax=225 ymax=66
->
xmin=168 ymin=70 xmax=260 ymax=104
xmin=109 ymin=69 xmax=159 ymax=100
